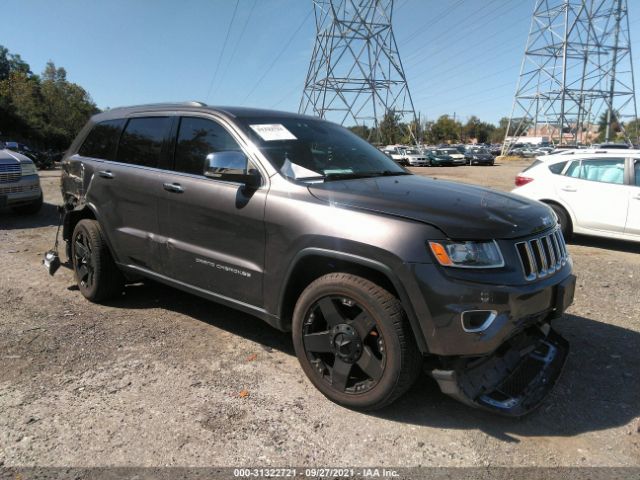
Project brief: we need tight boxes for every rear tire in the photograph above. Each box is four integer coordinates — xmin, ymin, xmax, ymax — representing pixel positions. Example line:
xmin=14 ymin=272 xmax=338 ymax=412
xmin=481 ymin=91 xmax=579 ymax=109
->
xmin=548 ymin=203 xmax=573 ymax=240
xmin=72 ymin=219 xmax=124 ymax=302
xmin=11 ymin=193 xmax=43 ymax=215
xmin=292 ymin=273 xmax=422 ymax=410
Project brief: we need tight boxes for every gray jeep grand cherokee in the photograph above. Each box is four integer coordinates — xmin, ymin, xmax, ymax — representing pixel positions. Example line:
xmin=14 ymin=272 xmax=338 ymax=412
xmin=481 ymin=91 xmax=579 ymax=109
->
xmin=59 ymin=102 xmax=575 ymax=415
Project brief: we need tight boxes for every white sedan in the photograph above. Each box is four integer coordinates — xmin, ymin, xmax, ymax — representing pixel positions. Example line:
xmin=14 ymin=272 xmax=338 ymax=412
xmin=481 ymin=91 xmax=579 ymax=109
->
xmin=511 ymin=151 xmax=640 ymax=243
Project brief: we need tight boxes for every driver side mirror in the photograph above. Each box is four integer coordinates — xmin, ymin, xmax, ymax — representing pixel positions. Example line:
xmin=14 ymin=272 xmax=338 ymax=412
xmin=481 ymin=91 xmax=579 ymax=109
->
xmin=204 ymin=151 xmax=261 ymax=188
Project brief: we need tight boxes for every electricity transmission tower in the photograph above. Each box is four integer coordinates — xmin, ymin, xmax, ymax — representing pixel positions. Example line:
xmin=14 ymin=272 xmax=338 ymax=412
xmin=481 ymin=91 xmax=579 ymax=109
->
xmin=299 ymin=0 xmax=417 ymax=143
xmin=505 ymin=0 xmax=638 ymax=151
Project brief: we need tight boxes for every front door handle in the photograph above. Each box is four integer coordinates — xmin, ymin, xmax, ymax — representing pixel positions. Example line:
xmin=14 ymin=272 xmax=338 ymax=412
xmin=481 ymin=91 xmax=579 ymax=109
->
xmin=633 ymin=193 xmax=640 ymax=200
xmin=163 ymin=182 xmax=184 ymax=193
xmin=98 ymin=170 xmax=114 ymax=179
xmin=561 ymin=186 xmax=577 ymax=192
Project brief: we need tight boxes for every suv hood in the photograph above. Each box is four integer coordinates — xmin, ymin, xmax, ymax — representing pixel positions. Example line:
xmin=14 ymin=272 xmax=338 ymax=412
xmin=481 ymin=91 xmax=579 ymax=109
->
xmin=308 ymin=175 xmax=555 ymax=239
xmin=0 ymin=149 xmax=31 ymax=164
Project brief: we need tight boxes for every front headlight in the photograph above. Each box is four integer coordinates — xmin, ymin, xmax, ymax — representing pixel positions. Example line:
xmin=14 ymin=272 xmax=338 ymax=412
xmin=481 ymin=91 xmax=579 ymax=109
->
xmin=428 ymin=240 xmax=504 ymax=268
xmin=21 ymin=162 xmax=37 ymax=176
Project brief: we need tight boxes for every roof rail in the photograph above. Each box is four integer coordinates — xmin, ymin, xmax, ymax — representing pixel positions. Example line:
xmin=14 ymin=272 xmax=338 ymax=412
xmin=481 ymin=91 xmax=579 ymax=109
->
xmin=106 ymin=101 xmax=208 ymax=110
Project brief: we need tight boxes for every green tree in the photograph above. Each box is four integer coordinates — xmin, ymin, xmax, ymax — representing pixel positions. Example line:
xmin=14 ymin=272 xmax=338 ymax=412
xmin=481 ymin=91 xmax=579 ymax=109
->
xmin=0 ymin=46 xmax=98 ymax=149
xmin=348 ymin=124 xmax=371 ymax=141
xmin=378 ymin=109 xmax=403 ymax=145
xmin=0 ymin=45 xmax=31 ymax=80
xmin=596 ymin=110 xmax=621 ymax=142
xmin=428 ymin=115 xmax=461 ymax=143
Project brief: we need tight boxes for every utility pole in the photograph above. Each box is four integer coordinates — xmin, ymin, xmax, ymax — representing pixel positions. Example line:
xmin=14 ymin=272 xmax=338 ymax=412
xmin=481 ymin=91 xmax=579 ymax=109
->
xmin=504 ymin=0 xmax=638 ymax=153
xmin=300 ymin=0 xmax=417 ymax=144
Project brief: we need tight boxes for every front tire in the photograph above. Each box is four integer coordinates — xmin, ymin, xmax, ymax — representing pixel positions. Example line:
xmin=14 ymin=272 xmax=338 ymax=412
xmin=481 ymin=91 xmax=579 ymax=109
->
xmin=292 ymin=273 xmax=422 ymax=410
xmin=72 ymin=219 xmax=124 ymax=302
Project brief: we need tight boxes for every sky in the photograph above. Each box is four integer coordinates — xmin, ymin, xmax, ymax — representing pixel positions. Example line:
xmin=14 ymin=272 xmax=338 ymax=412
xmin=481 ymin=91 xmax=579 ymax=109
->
xmin=2 ymin=0 xmax=640 ymax=126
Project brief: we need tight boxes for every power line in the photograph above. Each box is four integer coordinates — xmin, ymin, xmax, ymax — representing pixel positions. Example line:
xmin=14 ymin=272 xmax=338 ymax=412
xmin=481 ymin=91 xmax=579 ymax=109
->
xmin=242 ymin=9 xmax=312 ymax=104
xmin=404 ymin=1 xmax=527 ymax=72
xmin=398 ymin=0 xmax=466 ymax=48
xmin=205 ymin=0 xmax=240 ymax=101
xmin=218 ymin=0 xmax=258 ymax=94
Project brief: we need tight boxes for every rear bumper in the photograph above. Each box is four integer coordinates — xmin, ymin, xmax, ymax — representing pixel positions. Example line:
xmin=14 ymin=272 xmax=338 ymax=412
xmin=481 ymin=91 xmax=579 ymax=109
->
xmin=431 ymin=324 xmax=568 ymax=416
xmin=0 ymin=175 xmax=41 ymax=206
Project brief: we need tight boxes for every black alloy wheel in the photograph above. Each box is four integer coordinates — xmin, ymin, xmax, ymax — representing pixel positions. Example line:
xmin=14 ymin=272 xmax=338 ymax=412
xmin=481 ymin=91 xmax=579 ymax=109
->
xmin=292 ymin=273 xmax=421 ymax=410
xmin=302 ymin=295 xmax=385 ymax=394
xmin=71 ymin=219 xmax=124 ymax=302
xmin=74 ymin=229 xmax=94 ymax=290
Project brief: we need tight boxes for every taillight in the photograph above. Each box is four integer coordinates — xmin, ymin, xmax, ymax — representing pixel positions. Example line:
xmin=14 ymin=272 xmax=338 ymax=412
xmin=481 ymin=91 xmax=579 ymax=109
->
xmin=515 ymin=175 xmax=533 ymax=187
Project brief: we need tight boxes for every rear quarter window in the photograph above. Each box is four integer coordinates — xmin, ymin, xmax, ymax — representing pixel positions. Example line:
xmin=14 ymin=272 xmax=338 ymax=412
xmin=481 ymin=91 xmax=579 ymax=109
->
xmin=78 ymin=119 xmax=125 ymax=160
xmin=548 ymin=161 xmax=567 ymax=174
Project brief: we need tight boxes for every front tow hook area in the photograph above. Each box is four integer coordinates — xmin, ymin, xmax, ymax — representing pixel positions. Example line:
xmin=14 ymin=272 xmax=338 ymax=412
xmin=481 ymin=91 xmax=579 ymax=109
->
xmin=431 ymin=325 xmax=569 ymax=416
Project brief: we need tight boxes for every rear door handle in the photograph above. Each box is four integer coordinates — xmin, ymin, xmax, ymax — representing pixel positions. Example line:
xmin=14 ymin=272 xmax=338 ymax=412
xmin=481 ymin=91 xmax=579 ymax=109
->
xmin=633 ymin=194 xmax=640 ymax=200
xmin=163 ymin=182 xmax=184 ymax=193
xmin=561 ymin=186 xmax=577 ymax=192
xmin=98 ymin=170 xmax=114 ymax=179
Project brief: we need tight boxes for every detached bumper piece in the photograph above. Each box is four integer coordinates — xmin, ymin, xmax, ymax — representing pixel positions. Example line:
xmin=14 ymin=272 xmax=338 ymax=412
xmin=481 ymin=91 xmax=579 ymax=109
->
xmin=432 ymin=325 xmax=568 ymax=416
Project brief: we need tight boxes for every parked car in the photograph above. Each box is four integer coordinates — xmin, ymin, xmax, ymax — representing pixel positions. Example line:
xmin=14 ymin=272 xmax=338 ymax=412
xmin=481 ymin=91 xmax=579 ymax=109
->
xmin=438 ymin=147 xmax=466 ymax=165
xmin=381 ymin=145 xmax=409 ymax=166
xmin=401 ymin=148 xmax=429 ymax=167
xmin=425 ymin=149 xmax=454 ymax=166
xmin=0 ymin=145 xmax=43 ymax=214
xmin=512 ymin=152 xmax=639 ymax=242
xmin=59 ymin=103 xmax=574 ymax=415
xmin=4 ymin=141 xmax=54 ymax=170
xmin=464 ymin=147 xmax=495 ymax=166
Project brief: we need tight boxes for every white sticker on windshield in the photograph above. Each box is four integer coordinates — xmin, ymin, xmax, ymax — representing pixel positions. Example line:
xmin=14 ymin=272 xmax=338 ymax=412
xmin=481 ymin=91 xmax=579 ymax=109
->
xmin=250 ymin=124 xmax=297 ymax=141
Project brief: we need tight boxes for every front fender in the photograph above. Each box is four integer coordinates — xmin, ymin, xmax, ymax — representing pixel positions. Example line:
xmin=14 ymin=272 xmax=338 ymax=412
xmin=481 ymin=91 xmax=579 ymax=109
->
xmin=277 ymin=247 xmax=431 ymax=354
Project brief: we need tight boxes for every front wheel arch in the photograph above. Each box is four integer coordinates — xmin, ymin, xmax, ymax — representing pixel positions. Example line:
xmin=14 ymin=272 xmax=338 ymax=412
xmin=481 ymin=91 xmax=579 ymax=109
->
xmin=278 ymin=249 xmax=430 ymax=354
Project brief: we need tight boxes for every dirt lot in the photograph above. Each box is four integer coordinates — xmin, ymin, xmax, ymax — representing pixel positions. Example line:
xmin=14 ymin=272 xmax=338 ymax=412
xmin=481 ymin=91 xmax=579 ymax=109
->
xmin=1 ymin=160 xmax=639 ymax=468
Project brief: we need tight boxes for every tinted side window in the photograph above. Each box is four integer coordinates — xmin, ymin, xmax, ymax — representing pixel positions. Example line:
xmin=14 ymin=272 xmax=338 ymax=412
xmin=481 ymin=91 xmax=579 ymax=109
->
xmin=578 ymin=158 xmax=625 ymax=184
xmin=117 ymin=117 xmax=171 ymax=168
xmin=173 ymin=117 xmax=241 ymax=175
xmin=78 ymin=119 xmax=125 ymax=160
xmin=634 ymin=160 xmax=640 ymax=186
xmin=548 ymin=161 xmax=567 ymax=174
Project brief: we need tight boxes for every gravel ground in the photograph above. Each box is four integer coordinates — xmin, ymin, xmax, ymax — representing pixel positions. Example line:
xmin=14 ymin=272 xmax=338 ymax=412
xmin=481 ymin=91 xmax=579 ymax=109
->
xmin=0 ymin=160 xmax=638 ymax=468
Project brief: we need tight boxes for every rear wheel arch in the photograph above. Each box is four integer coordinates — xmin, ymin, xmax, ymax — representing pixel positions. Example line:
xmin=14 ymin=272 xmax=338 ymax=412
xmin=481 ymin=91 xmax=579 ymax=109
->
xmin=63 ymin=204 xmax=120 ymax=263
xmin=278 ymin=249 xmax=429 ymax=354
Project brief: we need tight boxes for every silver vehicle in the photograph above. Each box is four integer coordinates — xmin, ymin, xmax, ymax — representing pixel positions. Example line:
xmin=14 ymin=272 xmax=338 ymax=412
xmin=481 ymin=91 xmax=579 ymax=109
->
xmin=0 ymin=143 xmax=43 ymax=214
xmin=401 ymin=148 xmax=429 ymax=166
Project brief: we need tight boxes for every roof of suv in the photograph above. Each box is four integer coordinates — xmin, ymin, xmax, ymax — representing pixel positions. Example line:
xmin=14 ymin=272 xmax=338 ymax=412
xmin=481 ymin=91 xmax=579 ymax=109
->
xmin=93 ymin=102 xmax=318 ymax=122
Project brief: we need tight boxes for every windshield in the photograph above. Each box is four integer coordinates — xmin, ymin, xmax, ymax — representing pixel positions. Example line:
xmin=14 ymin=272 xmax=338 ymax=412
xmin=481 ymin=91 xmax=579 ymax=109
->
xmin=404 ymin=149 xmax=420 ymax=154
xmin=236 ymin=116 xmax=409 ymax=181
xmin=436 ymin=149 xmax=453 ymax=155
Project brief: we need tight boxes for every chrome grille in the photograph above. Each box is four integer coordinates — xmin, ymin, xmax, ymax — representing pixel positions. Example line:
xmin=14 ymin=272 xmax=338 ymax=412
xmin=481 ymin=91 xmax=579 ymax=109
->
xmin=515 ymin=228 xmax=568 ymax=281
xmin=0 ymin=184 xmax=39 ymax=194
xmin=0 ymin=164 xmax=21 ymax=183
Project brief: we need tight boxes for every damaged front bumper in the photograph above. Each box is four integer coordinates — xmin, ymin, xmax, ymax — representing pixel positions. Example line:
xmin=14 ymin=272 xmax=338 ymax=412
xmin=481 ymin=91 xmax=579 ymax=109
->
xmin=431 ymin=324 xmax=568 ymax=416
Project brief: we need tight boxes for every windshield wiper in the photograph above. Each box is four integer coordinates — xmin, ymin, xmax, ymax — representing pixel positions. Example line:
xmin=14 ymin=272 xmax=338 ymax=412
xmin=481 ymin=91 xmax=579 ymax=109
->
xmin=322 ymin=170 xmax=411 ymax=181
